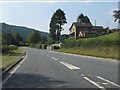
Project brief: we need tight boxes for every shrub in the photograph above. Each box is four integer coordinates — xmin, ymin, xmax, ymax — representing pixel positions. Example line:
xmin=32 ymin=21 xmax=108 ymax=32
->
xmin=2 ymin=45 xmax=18 ymax=54
xmin=42 ymin=44 xmax=47 ymax=49
xmin=9 ymin=45 xmax=18 ymax=50
xmin=35 ymin=44 xmax=42 ymax=49
xmin=30 ymin=43 xmax=35 ymax=48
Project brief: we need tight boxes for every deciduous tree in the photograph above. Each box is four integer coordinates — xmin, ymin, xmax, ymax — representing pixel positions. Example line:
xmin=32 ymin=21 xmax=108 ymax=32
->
xmin=13 ymin=32 xmax=23 ymax=46
xmin=26 ymin=31 xmax=41 ymax=44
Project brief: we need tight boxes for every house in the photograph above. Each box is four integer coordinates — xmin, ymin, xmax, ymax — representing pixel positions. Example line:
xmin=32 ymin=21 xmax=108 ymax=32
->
xmin=69 ymin=18 xmax=104 ymax=39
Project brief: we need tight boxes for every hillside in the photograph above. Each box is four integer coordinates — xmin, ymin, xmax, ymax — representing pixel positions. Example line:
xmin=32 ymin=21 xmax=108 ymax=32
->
xmin=0 ymin=23 xmax=49 ymax=39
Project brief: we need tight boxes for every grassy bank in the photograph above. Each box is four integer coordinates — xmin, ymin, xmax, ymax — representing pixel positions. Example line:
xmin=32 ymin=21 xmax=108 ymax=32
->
xmin=56 ymin=46 xmax=118 ymax=60
xmin=62 ymin=32 xmax=119 ymax=48
xmin=56 ymin=32 xmax=119 ymax=60
xmin=0 ymin=48 xmax=25 ymax=70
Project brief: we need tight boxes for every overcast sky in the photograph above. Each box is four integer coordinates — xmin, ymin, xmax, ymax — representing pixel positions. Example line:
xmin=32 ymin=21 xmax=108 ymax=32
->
xmin=0 ymin=0 xmax=119 ymax=34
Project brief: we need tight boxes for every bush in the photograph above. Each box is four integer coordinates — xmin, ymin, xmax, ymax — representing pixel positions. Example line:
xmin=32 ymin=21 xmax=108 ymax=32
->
xmin=42 ymin=44 xmax=47 ymax=49
xmin=30 ymin=43 xmax=35 ymax=48
xmin=2 ymin=45 xmax=18 ymax=54
xmin=9 ymin=45 xmax=18 ymax=50
xmin=35 ymin=44 xmax=42 ymax=49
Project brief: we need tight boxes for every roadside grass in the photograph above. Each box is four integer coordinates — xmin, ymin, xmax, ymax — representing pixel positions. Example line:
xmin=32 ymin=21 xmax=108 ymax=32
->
xmin=62 ymin=32 xmax=119 ymax=48
xmin=0 ymin=48 xmax=25 ymax=70
xmin=55 ymin=46 xmax=119 ymax=60
xmin=56 ymin=32 xmax=119 ymax=60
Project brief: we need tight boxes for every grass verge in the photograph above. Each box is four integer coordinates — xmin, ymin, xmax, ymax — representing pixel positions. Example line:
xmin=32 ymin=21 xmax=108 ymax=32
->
xmin=0 ymin=48 xmax=25 ymax=70
xmin=55 ymin=46 xmax=119 ymax=60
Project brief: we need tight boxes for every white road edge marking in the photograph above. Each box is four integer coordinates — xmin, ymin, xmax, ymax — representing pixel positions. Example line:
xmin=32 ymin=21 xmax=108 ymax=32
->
xmin=60 ymin=61 xmax=80 ymax=70
xmin=96 ymin=76 xmax=120 ymax=87
xmin=51 ymin=57 xmax=58 ymax=61
xmin=2 ymin=51 xmax=28 ymax=85
xmin=83 ymin=77 xmax=105 ymax=90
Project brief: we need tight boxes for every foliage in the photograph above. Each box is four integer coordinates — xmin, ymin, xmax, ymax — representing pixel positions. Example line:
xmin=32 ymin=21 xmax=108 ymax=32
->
xmin=49 ymin=9 xmax=67 ymax=42
xmin=48 ymin=39 xmax=55 ymax=45
xmin=77 ymin=13 xmax=91 ymax=23
xmin=35 ymin=42 xmax=42 ymax=49
xmin=26 ymin=31 xmax=41 ymax=44
xmin=84 ymin=16 xmax=91 ymax=23
xmin=1 ymin=48 xmax=25 ymax=70
xmin=77 ymin=13 xmax=84 ymax=22
xmin=30 ymin=43 xmax=35 ymax=48
xmin=12 ymin=32 xmax=23 ymax=46
xmin=41 ymin=35 xmax=47 ymax=44
xmin=2 ymin=33 xmax=14 ymax=45
xmin=42 ymin=44 xmax=47 ymax=49
xmin=2 ymin=45 xmax=18 ymax=54
xmin=113 ymin=10 xmax=120 ymax=23
xmin=1 ymin=23 xmax=48 ymax=41
xmin=2 ymin=32 xmax=23 ymax=46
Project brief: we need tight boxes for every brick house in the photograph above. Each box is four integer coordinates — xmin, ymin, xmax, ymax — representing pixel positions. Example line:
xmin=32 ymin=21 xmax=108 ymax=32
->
xmin=69 ymin=19 xmax=104 ymax=39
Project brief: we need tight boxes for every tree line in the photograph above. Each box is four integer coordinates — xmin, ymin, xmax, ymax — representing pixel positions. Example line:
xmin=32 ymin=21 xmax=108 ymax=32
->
xmin=2 ymin=31 xmax=47 ymax=46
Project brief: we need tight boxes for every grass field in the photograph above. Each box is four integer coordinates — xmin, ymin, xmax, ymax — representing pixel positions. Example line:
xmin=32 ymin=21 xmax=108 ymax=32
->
xmin=0 ymin=48 xmax=25 ymax=70
xmin=62 ymin=31 xmax=119 ymax=48
xmin=56 ymin=46 xmax=118 ymax=60
xmin=56 ymin=32 xmax=119 ymax=60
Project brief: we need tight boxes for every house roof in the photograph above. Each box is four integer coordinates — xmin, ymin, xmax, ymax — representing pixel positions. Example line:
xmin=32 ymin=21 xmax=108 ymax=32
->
xmin=69 ymin=22 xmax=93 ymax=30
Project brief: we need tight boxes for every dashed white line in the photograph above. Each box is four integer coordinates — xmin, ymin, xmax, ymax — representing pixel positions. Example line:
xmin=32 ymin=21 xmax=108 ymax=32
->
xmin=96 ymin=76 xmax=120 ymax=87
xmin=2 ymin=51 xmax=28 ymax=85
xmin=51 ymin=57 xmax=58 ymax=61
xmin=60 ymin=61 xmax=80 ymax=70
xmin=83 ymin=77 xmax=105 ymax=90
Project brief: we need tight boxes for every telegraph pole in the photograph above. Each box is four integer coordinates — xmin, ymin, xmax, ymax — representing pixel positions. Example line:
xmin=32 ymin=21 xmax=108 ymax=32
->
xmin=95 ymin=20 xmax=96 ymax=26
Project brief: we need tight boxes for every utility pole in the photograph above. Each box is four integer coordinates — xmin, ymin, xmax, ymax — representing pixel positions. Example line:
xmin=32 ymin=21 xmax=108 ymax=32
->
xmin=107 ymin=20 xmax=108 ymax=28
xmin=95 ymin=20 xmax=96 ymax=26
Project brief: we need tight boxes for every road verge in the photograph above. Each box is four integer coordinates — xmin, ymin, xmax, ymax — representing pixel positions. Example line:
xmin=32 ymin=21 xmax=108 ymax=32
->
xmin=50 ymin=50 xmax=119 ymax=63
xmin=2 ymin=51 xmax=26 ymax=74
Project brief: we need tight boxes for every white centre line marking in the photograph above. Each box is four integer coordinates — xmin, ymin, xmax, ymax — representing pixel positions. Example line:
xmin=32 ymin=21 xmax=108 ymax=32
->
xmin=60 ymin=61 xmax=80 ymax=70
xmin=2 ymin=51 xmax=28 ymax=85
xmin=51 ymin=57 xmax=58 ymax=61
xmin=83 ymin=77 xmax=105 ymax=90
xmin=96 ymin=76 xmax=120 ymax=88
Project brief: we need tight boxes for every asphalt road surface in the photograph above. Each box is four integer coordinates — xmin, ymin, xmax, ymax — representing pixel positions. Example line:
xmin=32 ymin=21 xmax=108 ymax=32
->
xmin=2 ymin=47 xmax=120 ymax=89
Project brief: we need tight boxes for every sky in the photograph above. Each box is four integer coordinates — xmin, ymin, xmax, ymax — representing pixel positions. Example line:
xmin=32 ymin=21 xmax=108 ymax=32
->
xmin=0 ymin=0 xmax=119 ymax=34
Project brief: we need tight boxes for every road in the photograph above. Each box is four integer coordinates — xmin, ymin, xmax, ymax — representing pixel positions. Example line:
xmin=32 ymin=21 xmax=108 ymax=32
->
xmin=2 ymin=47 xmax=120 ymax=89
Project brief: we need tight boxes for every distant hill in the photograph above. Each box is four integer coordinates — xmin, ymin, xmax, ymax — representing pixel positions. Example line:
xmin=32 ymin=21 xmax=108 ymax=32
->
xmin=0 ymin=23 xmax=49 ymax=40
